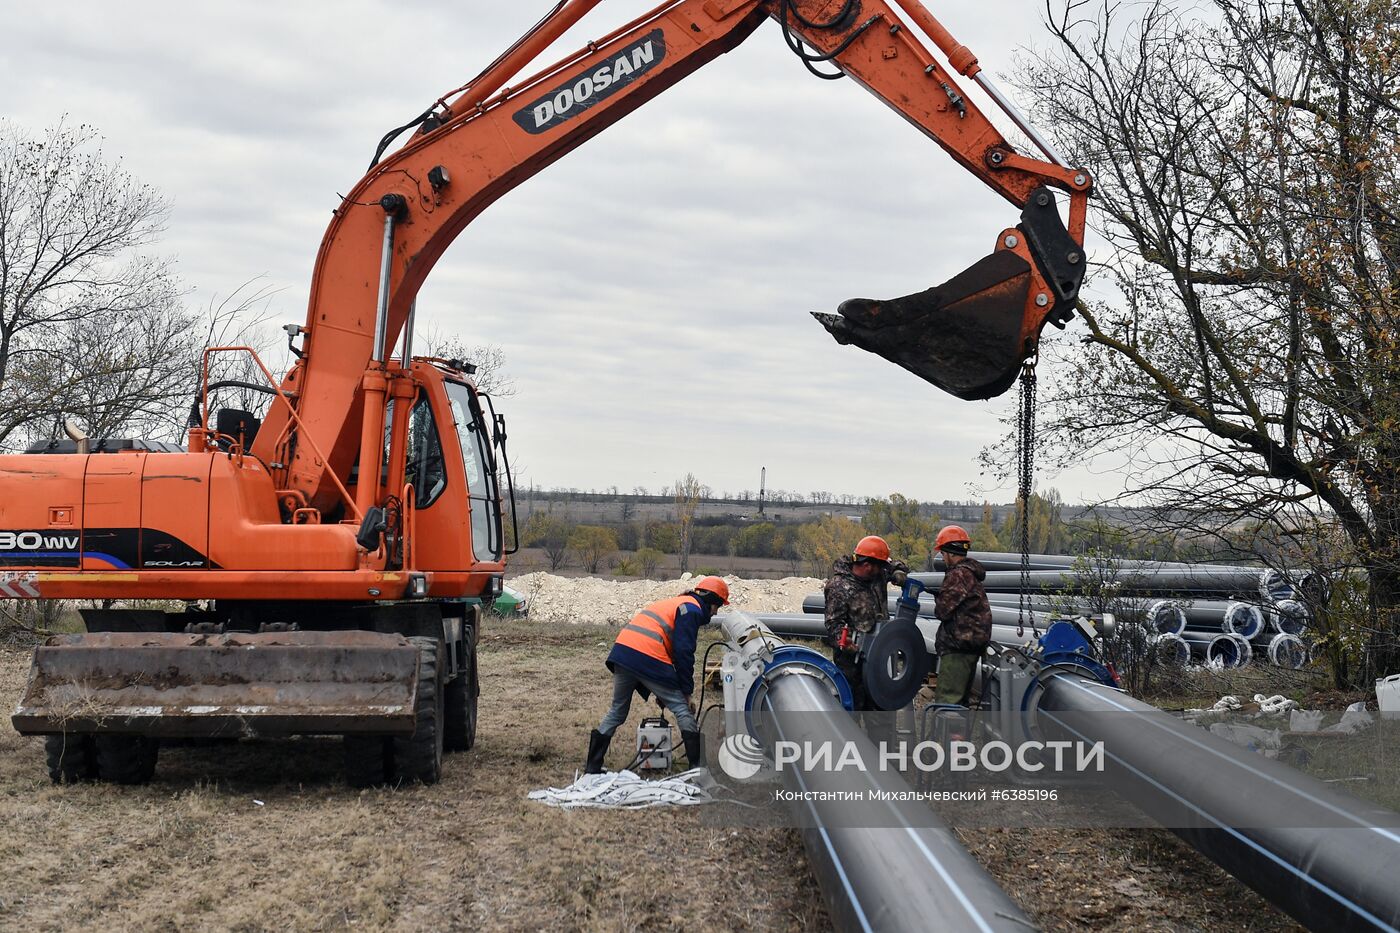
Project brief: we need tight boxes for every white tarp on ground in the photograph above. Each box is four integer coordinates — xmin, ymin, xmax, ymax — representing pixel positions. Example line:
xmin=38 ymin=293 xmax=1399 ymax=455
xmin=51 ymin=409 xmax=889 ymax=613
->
xmin=528 ymin=769 xmax=717 ymax=809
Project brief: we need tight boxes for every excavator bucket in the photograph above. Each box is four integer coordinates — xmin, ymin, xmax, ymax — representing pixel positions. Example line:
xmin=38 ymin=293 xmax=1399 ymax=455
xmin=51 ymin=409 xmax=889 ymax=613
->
xmin=814 ymin=186 xmax=1084 ymax=400
xmin=11 ymin=631 xmax=420 ymax=738
xmin=813 ymin=249 xmax=1033 ymax=401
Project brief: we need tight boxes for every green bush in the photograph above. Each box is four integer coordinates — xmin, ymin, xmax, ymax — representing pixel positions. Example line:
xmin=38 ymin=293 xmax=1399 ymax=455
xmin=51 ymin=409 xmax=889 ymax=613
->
xmin=634 ymin=547 xmax=664 ymax=577
xmin=646 ymin=522 xmax=681 ymax=553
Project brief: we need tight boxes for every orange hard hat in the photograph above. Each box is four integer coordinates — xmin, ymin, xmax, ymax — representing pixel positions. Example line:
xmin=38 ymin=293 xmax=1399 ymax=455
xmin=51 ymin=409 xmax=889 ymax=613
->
xmin=695 ymin=575 xmax=730 ymax=605
xmin=853 ymin=535 xmax=891 ymax=563
xmin=935 ymin=525 xmax=972 ymax=552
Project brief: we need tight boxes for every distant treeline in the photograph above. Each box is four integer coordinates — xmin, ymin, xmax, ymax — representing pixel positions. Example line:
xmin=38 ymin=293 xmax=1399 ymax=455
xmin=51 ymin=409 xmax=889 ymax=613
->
xmin=515 ymin=491 xmax=1231 ymax=577
xmin=514 ymin=486 xmax=1141 ymax=525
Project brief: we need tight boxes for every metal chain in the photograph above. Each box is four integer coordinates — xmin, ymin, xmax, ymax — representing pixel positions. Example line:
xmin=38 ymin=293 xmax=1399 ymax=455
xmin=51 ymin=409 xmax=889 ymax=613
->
xmin=1016 ymin=360 xmax=1038 ymax=638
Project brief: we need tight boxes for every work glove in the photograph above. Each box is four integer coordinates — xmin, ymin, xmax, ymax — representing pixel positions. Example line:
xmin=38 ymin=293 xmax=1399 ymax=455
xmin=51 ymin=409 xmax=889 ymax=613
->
xmin=889 ymin=559 xmax=910 ymax=586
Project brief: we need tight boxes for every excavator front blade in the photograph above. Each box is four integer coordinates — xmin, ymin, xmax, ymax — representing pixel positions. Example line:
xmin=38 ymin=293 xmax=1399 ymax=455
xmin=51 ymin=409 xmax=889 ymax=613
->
xmin=812 ymin=248 xmax=1033 ymax=401
xmin=11 ymin=631 xmax=420 ymax=738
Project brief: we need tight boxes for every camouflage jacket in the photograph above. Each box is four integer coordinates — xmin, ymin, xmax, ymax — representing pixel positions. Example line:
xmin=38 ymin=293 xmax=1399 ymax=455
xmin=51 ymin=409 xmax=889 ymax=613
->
xmin=824 ymin=554 xmax=897 ymax=644
xmin=933 ymin=558 xmax=992 ymax=654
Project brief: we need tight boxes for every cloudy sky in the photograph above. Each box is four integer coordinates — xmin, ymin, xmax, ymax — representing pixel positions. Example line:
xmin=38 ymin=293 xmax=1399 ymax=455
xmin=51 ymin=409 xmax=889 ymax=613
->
xmin=6 ymin=0 xmax=1117 ymax=505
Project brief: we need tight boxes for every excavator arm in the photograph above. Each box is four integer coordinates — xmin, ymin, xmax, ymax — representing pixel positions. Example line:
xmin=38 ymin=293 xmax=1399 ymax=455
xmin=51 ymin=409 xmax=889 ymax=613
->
xmin=255 ymin=0 xmax=1091 ymax=512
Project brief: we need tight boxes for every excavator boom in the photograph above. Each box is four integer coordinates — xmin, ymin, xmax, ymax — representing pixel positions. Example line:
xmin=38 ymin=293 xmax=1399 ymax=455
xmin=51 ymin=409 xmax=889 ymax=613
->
xmin=261 ymin=0 xmax=1090 ymax=510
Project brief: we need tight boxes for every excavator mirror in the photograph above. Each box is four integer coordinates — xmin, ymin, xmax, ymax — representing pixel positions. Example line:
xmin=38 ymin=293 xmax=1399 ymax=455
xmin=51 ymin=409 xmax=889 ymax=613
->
xmin=355 ymin=506 xmax=387 ymax=552
xmin=215 ymin=408 xmax=260 ymax=449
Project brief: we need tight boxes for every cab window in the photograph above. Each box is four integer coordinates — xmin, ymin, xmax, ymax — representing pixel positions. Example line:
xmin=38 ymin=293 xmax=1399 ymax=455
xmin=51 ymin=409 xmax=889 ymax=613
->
xmin=444 ymin=380 xmax=501 ymax=562
xmin=405 ymin=396 xmax=446 ymax=508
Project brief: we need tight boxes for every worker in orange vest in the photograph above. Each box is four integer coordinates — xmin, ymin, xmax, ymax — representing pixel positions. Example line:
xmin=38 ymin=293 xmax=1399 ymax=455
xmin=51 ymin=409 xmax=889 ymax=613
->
xmin=583 ymin=575 xmax=730 ymax=774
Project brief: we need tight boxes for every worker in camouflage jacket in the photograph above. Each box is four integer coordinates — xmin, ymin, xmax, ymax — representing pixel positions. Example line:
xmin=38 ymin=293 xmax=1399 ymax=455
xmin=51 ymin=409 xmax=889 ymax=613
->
xmin=932 ymin=525 xmax=992 ymax=706
xmin=824 ymin=535 xmax=908 ymax=711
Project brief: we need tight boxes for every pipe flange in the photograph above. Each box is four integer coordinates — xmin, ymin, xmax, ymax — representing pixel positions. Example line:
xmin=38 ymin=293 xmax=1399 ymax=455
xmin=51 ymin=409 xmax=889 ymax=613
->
xmin=743 ymin=646 xmax=854 ymax=737
xmin=1020 ymin=661 xmax=1121 ymax=740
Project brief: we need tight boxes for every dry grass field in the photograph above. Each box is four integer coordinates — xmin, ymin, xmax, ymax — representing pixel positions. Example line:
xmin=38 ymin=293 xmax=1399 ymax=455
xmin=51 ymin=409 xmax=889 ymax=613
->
xmin=0 ymin=624 xmax=824 ymax=932
xmin=0 ymin=620 xmax=1313 ymax=932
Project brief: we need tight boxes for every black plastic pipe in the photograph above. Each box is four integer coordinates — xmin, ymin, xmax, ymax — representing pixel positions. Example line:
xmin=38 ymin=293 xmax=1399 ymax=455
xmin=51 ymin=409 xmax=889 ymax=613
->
xmin=754 ymin=612 xmax=1040 ymax=651
xmin=1179 ymin=631 xmax=1254 ymax=667
xmin=981 ymin=596 xmax=1274 ymax=637
xmin=932 ymin=552 xmax=1235 ymax=573
xmin=911 ymin=567 xmax=1276 ymax=597
xmin=1037 ymin=670 xmax=1400 ymax=931
xmin=929 ymin=553 xmax=1322 ymax=593
xmin=761 ymin=668 xmax=1035 ymax=931
xmin=802 ymin=594 xmax=1055 ymax=628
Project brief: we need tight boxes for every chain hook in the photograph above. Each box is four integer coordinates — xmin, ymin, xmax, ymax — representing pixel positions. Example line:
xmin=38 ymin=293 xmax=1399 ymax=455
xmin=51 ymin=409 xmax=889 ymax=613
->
xmin=1015 ymin=358 xmax=1039 ymax=640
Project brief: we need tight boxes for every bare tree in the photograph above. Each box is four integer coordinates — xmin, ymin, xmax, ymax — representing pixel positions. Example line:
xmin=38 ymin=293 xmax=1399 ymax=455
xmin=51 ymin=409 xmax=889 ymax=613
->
xmin=524 ymin=512 xmax=574 ymax=571
xmin=0 ymin=120 xmax=203 ymax=450
xmin=1011 ymin=0 xmax=1400 ymax=684
xmin=674 ymin=472 xmax=709 ymax=574
xmin=43 ymin=301 xmax=200 ymax=443
xmin=419 ymin=328 xmax=516 ymax=397
xmin=197 ymin=278 xmax=288 ymax=407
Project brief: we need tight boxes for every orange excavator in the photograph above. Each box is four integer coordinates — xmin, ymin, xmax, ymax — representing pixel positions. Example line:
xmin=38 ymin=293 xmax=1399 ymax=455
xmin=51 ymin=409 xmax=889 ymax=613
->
xmin=4 ymin=0 xmax=1089 ymax=785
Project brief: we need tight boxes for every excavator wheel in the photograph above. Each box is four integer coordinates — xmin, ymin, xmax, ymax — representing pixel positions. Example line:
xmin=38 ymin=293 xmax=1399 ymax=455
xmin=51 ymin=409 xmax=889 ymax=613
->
xmin=94 ymin=735 xmax=159 ymax=785
xmin=443 ymin=646 xmax=478 ymax=753
xmin=391 ymin=636 xmax=444 ymax=784
xmin=343 ymin=735 xmax=391 ymax=788
xmin=44 ymin=733 xmax=97 ymax=784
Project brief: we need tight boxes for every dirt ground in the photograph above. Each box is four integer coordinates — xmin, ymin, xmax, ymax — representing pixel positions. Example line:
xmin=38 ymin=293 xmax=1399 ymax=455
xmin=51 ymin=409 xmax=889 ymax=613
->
xmin=0 ymin=621 xmax=1308 ymax=932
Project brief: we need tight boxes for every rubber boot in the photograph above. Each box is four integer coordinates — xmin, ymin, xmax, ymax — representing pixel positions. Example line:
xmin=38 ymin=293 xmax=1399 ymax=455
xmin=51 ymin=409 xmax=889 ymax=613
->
xmin=584 ymin=729 xmax=611 ymax=775
xmin=681 ymin=730 xmax=717 ymax=789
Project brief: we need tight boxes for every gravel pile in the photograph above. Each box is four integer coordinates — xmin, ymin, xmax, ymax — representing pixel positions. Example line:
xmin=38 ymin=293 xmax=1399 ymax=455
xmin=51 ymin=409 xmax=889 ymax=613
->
xmin=507 ymin=572 xmax=822 ymax=626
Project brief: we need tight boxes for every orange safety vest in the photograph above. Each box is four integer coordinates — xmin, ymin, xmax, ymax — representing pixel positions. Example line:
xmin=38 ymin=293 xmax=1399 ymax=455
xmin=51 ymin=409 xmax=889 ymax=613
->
xmin=613 ymin=595 xmax=699 ymax=667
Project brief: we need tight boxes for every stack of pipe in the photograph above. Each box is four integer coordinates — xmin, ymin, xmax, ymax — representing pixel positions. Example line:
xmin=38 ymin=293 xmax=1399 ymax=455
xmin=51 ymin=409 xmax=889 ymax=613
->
xmin=801 ymin=556 xmax=1322 ymax=669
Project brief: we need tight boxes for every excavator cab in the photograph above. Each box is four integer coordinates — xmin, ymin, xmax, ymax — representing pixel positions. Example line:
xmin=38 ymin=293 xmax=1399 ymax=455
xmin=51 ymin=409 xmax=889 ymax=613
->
xmin=394 ymin=362 xmax=510 ymax=583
